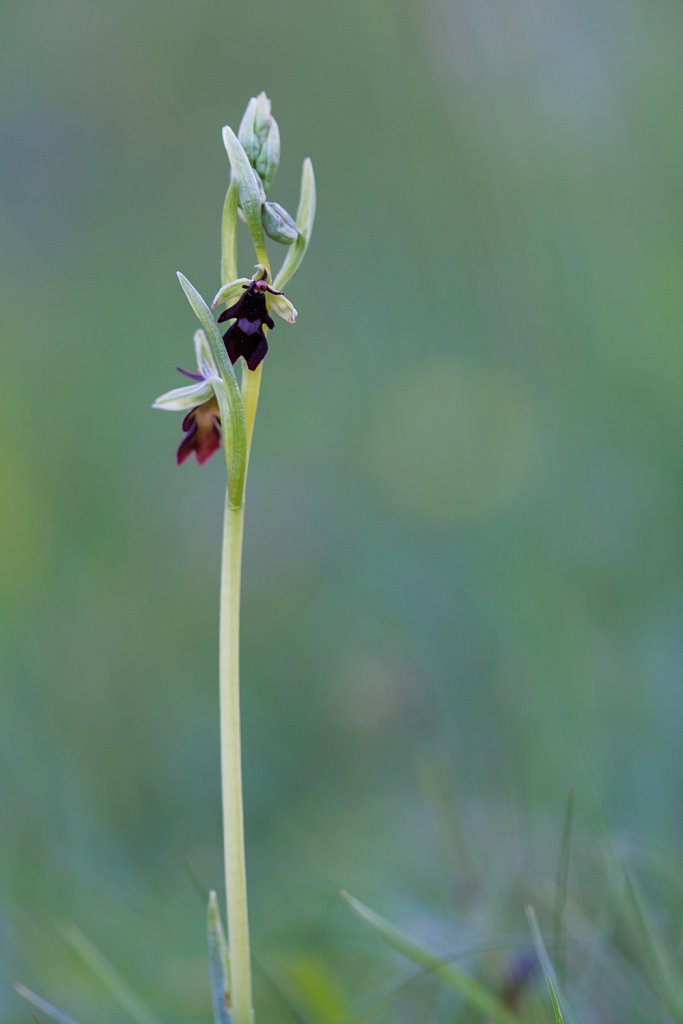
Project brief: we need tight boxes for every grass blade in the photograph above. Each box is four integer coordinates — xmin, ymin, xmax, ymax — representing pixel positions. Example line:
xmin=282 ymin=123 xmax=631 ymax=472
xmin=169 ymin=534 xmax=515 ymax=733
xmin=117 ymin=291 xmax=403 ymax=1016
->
xmin=553 ymin=787 xmax=574 ymax=987
xmin=546 ymin=974 xmax=566 ymax=1024
xmin=525 ymin=905 xmax=574 ymax=1024
xmin=208 ymin=890 xmax=232 ymax=1024
xmin=342 ymin=891 xmax=521 ymax=1024
xmin=62 ymin=923 xmax=161 ymax=1024
xmin=623 ymin=868 xmax=683 ymax=1020
xmin=14 ymin=985 xmax=82 ymax=1024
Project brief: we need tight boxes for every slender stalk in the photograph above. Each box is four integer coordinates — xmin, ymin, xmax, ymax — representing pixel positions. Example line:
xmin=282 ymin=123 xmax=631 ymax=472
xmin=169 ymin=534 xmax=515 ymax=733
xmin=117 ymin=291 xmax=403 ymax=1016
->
xmin=217 ymin=185 xmax=269 ymax=1020
xmin=219 ymin=499 xmax=252 ymax=1024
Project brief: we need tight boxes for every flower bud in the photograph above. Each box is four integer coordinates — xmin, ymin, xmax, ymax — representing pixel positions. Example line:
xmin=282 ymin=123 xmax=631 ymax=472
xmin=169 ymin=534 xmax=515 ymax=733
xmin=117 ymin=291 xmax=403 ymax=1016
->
xmin=262 ymin=201 xmax=299 ymax=245
xmin=252 ymin=92 xmax=272 ymax=144
xmin=237 ymin=96 xmax=259 ymax=162
xmin=254 ymin=118 xmax=280 ymax=194
xmin=237 ymin=91 xmax=280 ymax=194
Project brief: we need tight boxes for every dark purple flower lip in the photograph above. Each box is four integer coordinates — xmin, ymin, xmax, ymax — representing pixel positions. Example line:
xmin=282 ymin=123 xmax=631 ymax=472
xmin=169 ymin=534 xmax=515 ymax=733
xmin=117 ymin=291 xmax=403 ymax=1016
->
xmin=176 ymin=396 xmax=222 ymax=466
xmin=216 ymin=271 xmax=282 ymax=371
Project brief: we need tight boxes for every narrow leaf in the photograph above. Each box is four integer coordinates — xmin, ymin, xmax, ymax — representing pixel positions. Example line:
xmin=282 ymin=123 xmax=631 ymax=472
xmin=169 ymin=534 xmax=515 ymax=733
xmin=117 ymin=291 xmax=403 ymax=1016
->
xmin=273 ymin=158 xmax=316 ymax=290
xmin=15 ymin=985 xmax=82 ymax=1024
xmin=222 ymin=126 xmax=265 ymax=250
xmin=525 ymin=906 xmax=575 ymax=1024
xmin=623 ymin=869 xmax=683 ymax=1020
xmin=546 ymin=974 xmax=566 ymax=1024
xmin=553 ymin=788 xmax=574 ymax=987
xmin=62 ymin=923 xmax=161 ymax=1024
xmin=208 ymin=891 xmax=232 ymax=1024
xmin=342 ymin=892 xmax=521 ymax=1024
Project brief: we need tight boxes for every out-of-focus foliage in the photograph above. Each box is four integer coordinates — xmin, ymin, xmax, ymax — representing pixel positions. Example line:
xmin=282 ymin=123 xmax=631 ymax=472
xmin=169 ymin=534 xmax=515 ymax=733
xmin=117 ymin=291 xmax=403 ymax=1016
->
xmin=2 ymin=1 xmax=683 ymax=1021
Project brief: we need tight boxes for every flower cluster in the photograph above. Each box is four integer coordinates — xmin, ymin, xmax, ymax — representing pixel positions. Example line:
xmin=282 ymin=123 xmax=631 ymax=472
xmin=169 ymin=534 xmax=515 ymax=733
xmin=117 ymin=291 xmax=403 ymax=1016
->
xmin=153 ymin=92 xmax=315 ymax=471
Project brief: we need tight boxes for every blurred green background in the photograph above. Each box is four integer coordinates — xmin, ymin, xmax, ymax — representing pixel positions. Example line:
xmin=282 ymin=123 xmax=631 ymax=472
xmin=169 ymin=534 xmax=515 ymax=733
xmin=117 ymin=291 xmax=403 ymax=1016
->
xmin=2 ymin=1 xmax=683 ymax=1021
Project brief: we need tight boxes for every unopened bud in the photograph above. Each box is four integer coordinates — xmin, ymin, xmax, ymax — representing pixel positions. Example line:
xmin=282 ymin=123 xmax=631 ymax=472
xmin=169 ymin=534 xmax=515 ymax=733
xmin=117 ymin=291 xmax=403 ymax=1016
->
xmin=262 ymin=201 xmax=298 ymax=245
xmin=237 ymin=91 xmax=280 ymax=194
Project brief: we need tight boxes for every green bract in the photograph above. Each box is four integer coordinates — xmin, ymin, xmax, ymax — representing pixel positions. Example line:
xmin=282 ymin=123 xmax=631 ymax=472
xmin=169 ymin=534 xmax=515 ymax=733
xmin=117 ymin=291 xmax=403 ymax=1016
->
xmin=273 ymin=158 xmax=316 ymax=290
xmin=222 ymin=126 xmax=266 ymax=251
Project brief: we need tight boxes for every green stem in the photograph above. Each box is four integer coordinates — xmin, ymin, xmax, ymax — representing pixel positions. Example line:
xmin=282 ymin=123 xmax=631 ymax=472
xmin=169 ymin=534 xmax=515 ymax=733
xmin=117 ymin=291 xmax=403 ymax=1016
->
xmin=219 ymin=500 xmax=253 ymax=1024
xmin=217 ymin=198 xmax=270 ymax=1022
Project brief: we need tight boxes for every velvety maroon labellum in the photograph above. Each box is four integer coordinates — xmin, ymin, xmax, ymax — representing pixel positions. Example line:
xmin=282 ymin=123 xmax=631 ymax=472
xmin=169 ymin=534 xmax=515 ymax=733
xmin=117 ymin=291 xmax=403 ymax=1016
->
xmin=177 ymin=397 xmax=222 ymax=465
xmin=217 ymin=279 xmax=278 ymax=371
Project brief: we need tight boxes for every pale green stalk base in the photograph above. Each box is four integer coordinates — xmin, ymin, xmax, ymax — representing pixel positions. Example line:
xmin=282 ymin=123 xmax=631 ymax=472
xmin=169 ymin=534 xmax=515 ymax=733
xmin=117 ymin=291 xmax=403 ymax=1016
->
xmin=219 ymin=362 xmax=262 ymax=1024
xmin=219 ymin=500 xmax=252 ymax=1024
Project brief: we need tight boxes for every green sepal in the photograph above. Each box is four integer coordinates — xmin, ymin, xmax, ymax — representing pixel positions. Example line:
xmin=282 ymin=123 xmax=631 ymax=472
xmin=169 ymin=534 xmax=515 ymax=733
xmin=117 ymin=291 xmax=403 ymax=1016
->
xmin=273 ymin=158 xmax=316 ymax=290
xmin=268 ymin=290 xmax=297 ymax=324
xmin=152 ymin=329 xmax=217 ymax=410
xmin=212 ymin=278 xmax=251 ymax=311
xmin=194 ymin=328 xmax=217 ymax=378
xmin=222 ymin=126 xmax=266 ymax=251
xmin=262 ymin=201 xmax=298 ymax=244
xmin=208 ymin=891 xmax=232 ymax=1024
xmin=152 ymin=378 xmax=214 ymax=412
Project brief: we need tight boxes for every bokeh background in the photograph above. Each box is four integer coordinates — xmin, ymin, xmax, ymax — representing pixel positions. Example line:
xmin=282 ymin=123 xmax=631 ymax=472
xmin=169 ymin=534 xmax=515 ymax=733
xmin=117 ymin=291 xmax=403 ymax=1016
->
xmin=2 ymin=1 xmax=683 ymax=1021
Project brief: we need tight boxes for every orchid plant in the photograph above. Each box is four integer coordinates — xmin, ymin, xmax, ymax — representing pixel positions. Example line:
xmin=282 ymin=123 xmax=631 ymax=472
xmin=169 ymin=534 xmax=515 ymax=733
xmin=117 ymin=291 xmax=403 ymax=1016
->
xmin=155 ymin=93 xmax=315 ymax=1024
xmin=14 ymin=94 xmax=314 ymax=1024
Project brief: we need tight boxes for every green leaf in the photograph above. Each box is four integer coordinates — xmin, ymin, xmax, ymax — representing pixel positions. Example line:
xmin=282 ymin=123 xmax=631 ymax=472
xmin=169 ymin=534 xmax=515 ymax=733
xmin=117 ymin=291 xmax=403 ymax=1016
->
xmin=342 ymin=892 xmax=521 ymax=1024
xmin=222 ymin=126 xmax=266 ymax=251
xmin=15 ymin=985 xmax=82 ymax=1024
xmin=623 ymin=869 xmax=683 ymax=1020
xmin=525 ymin=906 xmax=575 ymax=1024
xmin=62 ymin=923 xmax=161 ymax=1024
xmin=273 ymin=158 xmax=316 ymax=290
xmin=553 ymin=788 xmax=574 ymax=987
xmin=176 ymin=272 xmax=247 ymax=507
xmin=546 ymin=974 xmax=566 ymax=1024
xmin=208 ymin=891 xmax=232 ymax=1024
